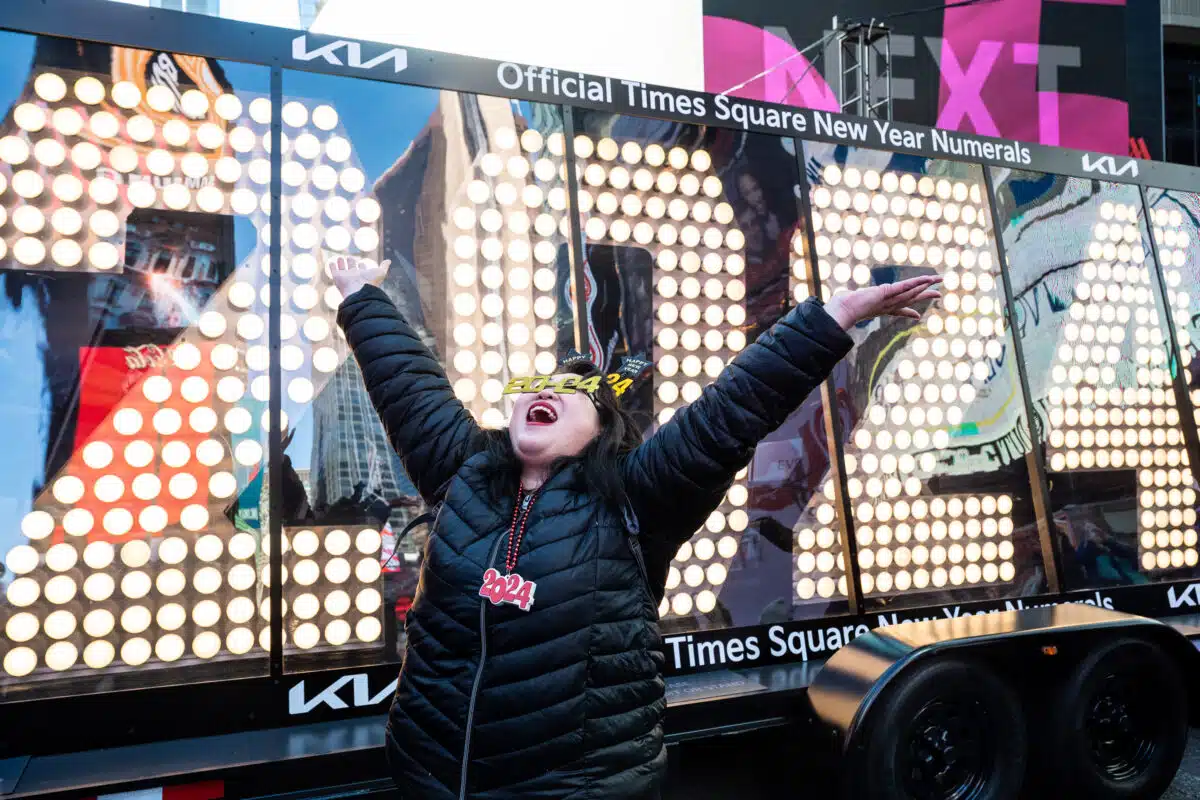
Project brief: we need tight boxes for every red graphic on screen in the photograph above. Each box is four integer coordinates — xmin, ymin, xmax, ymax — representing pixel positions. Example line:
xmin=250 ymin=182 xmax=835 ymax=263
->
xmin=56 ymin=342 xmax=222 ymax=545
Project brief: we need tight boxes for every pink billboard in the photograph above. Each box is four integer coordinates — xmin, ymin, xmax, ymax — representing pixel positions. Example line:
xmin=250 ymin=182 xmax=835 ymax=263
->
xmin=702 ymin=0 xmax=1132 ymax=156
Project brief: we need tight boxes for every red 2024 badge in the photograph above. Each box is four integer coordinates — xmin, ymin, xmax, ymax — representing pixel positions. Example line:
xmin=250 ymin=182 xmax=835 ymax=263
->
xmin=478 ymin=568 xmax=536 ymax=611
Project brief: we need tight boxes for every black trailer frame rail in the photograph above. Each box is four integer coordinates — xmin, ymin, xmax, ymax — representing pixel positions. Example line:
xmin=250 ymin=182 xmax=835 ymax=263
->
xmin=0 ymin=664 xmax=825 ymax=799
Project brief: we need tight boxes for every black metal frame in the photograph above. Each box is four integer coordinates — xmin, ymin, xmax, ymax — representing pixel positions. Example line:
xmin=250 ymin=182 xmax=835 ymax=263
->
xmin=0 ymin=0 xmax=1195 ymax=189
xmin=268 ymin=66 xmax=285 ymax=679
xmin=4 ymin=0 xmax=1200 ymax=762
xmin=561 ymin=106 xmax=590 ymax=354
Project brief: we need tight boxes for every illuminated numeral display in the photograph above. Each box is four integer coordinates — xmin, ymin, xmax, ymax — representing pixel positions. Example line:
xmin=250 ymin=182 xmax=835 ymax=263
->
xmin=997 ymin=176 xmax=1197 ymax=580
xmin=794 ymin=155 xmax=1027 ymax=603
xmin=572 ymin=133 xmax=748 ymax=620
xmin=2 ymin=67 xmax=386 ymax=679
xmin=447 ymin=123 xmax=568 ymax=430
xmin=1046 ymin=198 xmax=1194 ymax=571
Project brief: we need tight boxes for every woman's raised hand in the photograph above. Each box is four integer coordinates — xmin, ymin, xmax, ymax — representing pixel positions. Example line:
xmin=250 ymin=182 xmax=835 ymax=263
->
xmin=330 ymin=255 xmax=391 ymax=299
xmin=822 ymin=275 xmax=943 ymax=331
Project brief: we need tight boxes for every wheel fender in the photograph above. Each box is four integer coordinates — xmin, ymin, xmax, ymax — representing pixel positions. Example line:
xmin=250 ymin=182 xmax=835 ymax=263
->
xmin=807 ymin=604 xmax=1193 ymax=755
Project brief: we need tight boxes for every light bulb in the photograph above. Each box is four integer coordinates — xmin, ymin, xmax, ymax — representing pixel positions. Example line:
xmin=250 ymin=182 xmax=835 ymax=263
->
xmin=356 ymin=616 xmax=382 ymax=642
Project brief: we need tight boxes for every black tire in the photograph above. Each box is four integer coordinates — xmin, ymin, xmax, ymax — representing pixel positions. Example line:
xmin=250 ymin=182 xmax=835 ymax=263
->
xmin=847 ymin=658 xmax=1027 ymax=800
xmin=1045 ymin=637 xmax=1188 ymax=799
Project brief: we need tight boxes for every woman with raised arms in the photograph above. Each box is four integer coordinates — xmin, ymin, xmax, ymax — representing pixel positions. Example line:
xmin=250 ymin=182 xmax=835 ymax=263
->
xmin=330 ymin=255 xmax=940 ymax=799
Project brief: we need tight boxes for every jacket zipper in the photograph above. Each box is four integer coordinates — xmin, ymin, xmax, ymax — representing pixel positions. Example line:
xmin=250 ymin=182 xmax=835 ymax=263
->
xmin=459 ymin=493 xmax=533 ymax=800
xmin=620 ymin=502 xmax=654 ymax=608
xmin=626 ymin=534 xmax=653 ymax=606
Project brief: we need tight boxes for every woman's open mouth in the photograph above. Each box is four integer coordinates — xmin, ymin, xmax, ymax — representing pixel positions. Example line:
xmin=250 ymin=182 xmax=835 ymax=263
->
xmin=526 ymin=400 xmax=558 ymax=426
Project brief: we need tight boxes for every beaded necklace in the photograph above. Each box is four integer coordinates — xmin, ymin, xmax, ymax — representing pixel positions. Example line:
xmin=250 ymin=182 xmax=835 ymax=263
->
xmin=478 ymin=486 xmax=541 ymax=611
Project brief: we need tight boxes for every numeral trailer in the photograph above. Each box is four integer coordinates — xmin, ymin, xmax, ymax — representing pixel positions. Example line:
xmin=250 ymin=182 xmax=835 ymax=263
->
xmin=0 ymin=3 xmax=1200 ymax=799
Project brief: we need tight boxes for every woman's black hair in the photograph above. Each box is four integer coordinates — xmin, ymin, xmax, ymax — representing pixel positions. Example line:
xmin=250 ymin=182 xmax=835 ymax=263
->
xmin=478 ymin=360 xmax=644 ymax=507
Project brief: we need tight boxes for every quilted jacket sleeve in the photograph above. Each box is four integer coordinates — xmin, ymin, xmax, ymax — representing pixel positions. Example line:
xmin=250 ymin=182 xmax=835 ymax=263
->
xmin=621 ymin=298 xmax=854 ymax=563
xmin=336 ymin=284 xmax=485 ymax=505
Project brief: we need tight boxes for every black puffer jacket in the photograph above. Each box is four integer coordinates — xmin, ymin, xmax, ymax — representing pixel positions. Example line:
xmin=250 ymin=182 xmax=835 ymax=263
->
xmin=338 ymin=284 xmax=852 ymax=799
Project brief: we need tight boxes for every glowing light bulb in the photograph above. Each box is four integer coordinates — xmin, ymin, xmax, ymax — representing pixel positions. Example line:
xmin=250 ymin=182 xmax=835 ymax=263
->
xmin=14 ymin=103 xmax=46 ymax=132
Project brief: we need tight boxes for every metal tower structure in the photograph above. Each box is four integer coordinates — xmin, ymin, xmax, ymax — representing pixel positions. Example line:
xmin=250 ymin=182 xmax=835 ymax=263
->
xmin=833 ymin=17 xmax=894 ymax=121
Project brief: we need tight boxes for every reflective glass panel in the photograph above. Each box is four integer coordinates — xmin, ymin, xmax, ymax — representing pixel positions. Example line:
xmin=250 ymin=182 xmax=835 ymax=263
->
xmin=803 ymin=144 xmax=1048 ymax=611
xmin=0 ymin=32 xmax=272 ymax=698
xmin=1143 ymin=187 xmax=1200 ymax=578
xmin=279 ymin=69 xmax=571 ymax=669
xmin=994 ymin=170 xmax=1195 ymax=588
xmin=571 ymin=111 xmax=845 ymax=630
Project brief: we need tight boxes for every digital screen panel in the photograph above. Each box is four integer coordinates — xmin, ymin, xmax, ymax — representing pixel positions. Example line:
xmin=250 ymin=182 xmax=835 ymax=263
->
xmin=569 ymin=112 xmax=844 ymax=629
xmin=0 ymin=33 xmax=273 ymax=697
xmin=993 ymin=170 xmax=1196 ymax=588
xmin=802 ymin=143 xmax=1049 ymax=611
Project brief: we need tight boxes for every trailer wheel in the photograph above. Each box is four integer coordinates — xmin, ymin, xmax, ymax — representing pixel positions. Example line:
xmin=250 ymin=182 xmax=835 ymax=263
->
xmin=1047 ymin=637 xmax=1187 ymax=799
xmin=849 ymin=658 xmax=1026 ymax=800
